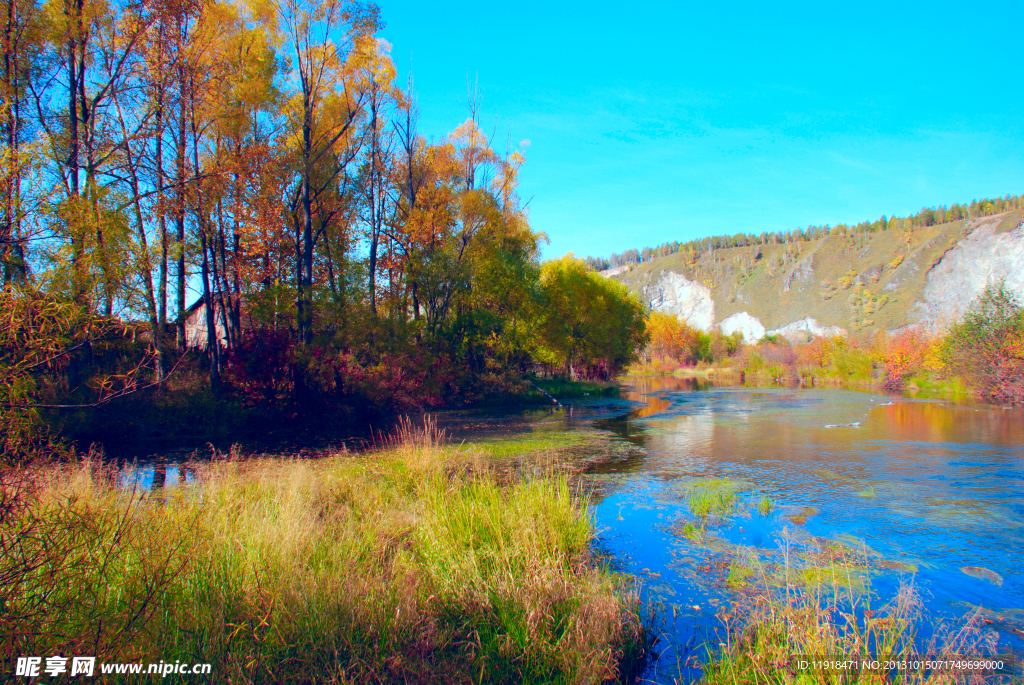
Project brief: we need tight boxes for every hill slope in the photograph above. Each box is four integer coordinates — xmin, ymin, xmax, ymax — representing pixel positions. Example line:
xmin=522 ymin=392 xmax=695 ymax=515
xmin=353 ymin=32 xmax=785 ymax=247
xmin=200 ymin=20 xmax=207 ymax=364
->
xmin=605 ymin=210 xmax=1024 ymax=340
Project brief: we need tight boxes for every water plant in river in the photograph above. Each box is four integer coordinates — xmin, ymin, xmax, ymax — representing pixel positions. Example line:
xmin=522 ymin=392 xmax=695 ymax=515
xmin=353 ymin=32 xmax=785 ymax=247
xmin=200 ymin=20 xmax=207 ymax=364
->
xmin=681 ymin=521 xmax=707 ymax=542
xmin=701 ymin=536 xmax=1000 ymax=685
xmin=788 ymin=505 xmax=818 ymax=526
xmin=0 ymin=423 xmax=646 ymax=684
xmin=672 ymin=479 xmax=757 ymax=544
xmin=686 ymin=478 xmax=747 ymax=521
xmin=757 ymin=495 xmax=775 ymax=515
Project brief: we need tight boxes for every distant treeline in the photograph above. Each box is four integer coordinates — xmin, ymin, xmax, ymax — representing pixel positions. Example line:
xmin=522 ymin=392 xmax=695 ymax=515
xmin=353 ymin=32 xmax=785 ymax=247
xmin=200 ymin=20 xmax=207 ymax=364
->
xmin=585 ymin=194 xmax=1024 ymax=272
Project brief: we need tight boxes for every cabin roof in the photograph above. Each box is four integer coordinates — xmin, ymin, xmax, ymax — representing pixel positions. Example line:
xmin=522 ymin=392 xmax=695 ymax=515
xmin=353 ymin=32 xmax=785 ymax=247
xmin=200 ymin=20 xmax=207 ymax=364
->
xmin=186 ymin=294 xmax=208 ymax=314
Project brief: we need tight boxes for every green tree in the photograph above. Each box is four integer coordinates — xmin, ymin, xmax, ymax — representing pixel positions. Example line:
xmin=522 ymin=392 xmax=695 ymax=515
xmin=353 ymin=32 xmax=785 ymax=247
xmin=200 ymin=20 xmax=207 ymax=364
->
xmin=943 ymin=281 xmax=1024 ymax=403
xmin=532 ymin=255 xmax=646 ymax=380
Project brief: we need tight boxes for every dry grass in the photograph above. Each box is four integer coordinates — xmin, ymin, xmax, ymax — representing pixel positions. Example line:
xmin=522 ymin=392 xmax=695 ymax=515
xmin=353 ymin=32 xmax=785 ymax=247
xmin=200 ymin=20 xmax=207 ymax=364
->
xmin=0 ymin=419 xmax=646 ymax=684
xmin=699 ymin=534 xmax=1002 ymax=685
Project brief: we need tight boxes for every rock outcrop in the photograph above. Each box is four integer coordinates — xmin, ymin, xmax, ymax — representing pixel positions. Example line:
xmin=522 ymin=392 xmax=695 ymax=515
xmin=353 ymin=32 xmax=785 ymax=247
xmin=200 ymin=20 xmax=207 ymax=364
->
xmin=718 ymin=312 xmax=766 ymax=341
xmin=598 ymin=265 xmax=631 ymax=279
xmin=643 ymin=271 xmax=715 ymax=331
xmin=767 ymin=317 xmax=846 ymax=343
xmin=912 ymin=220 xmax=1024 ymax=329
xmin=608 ymin=210 xmax=1024 ymax=338
xmin=783 ymin=256 xmax=814 ymax=293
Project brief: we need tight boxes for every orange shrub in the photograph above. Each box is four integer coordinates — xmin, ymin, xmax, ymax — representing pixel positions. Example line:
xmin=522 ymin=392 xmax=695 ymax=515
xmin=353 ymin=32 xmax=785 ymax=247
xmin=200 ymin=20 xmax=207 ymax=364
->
xmin=877 ymin=329 xmax=931 ymax=389
xmin=646 ymin=312 xmax=701 ymax=364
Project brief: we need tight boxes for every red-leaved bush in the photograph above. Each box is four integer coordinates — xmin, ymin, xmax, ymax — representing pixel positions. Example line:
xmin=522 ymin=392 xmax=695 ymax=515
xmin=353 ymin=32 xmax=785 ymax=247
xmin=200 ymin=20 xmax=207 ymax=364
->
xmin=878 ymin=330 xmax=929 ymax=390
xmin=223 ymin=331 xmax=476 ymax=416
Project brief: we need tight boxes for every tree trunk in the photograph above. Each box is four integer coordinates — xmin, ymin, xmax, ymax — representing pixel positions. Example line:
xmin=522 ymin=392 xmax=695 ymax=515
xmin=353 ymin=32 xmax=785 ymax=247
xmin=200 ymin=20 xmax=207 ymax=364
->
xmin=201 ymin=231 xmax=219 ymax=389
xmin=299 ymin=88 xmax=313 ymax=344
xmin=1 ymin=0 xmax=23 ymax=282
xmin=156 ymin=78 xmax=168 ymax=336
xmin=215 ymin=196 xmax=232 ymax=350
xmin=65 ymin=0 xmax=84 ymax=302
xmin=175 ymin=59 xmax=187 ymax=350
xmin=191 ymin=84 xmax=218 ymax=390
xmin=116 ymin=94 xmax=166 ymax=381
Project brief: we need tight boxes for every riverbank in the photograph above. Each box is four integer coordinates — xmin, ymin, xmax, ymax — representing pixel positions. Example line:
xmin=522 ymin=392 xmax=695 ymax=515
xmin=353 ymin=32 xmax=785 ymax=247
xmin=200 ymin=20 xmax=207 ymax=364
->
xmin=622 ymin=367 xmax=978 ymax=404
xmin=1 ymin=421 xmax=646 ymax=684
xmin=45 ymin=374 xmax=618 ymax=460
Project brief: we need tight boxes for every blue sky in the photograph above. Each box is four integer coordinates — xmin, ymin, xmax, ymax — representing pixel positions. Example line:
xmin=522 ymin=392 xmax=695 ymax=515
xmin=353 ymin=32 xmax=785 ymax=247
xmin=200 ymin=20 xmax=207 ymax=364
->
xmin=376 ymin=0 xmax=1024 ymax=260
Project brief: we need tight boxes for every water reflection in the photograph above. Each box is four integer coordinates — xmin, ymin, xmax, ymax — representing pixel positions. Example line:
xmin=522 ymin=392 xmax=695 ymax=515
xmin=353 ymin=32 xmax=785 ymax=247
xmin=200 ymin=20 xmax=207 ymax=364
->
xmin=591 ymin=377 xmax=1024 ymax=682
xmin=111 ymin=376 xmax=1023 ymax=681
xmin=119 ymin=462 xmax=198 ymax=491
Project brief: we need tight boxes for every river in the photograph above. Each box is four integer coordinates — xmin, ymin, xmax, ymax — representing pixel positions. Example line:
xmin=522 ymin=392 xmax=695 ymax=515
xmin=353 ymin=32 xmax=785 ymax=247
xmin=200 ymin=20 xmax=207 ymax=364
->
xmin=117 ymin=377 xmax=1024 ymax=682
xmin=589 ymin=376 xmax=1023 ymax=682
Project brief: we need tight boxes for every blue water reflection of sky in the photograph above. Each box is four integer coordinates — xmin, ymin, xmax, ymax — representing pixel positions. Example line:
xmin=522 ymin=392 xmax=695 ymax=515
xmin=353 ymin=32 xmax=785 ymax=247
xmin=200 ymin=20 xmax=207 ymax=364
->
xmin=591 ymin=382 xmax=1024 ymax=682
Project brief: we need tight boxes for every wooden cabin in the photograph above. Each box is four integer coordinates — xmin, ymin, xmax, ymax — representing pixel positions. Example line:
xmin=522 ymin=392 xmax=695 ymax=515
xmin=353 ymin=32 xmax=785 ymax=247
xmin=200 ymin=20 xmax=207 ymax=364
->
xmin=184 ymin=294 xmax=229 ymax=350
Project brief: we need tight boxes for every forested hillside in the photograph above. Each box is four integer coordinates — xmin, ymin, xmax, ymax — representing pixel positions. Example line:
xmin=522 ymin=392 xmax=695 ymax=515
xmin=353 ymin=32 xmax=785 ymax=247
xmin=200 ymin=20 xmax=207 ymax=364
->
xmin=586 ymin=194 xmax=1024 ymax=272
xmin=592 ymin=203 xmax=1024 ymax=336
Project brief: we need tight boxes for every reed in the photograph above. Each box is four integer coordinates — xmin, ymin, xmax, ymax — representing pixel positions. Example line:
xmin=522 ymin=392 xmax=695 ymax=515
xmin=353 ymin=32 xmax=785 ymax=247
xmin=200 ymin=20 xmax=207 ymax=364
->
xmin=0 ymin=421 xmax=645 ymax=684
xmin=700 ymin=536 xmax=999 ymax=685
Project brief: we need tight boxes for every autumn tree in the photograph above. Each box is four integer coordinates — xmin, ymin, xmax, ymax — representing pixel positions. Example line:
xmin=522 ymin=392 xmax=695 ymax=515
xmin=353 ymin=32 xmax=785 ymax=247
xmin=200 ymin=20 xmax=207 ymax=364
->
xmin=532 ymin=255 xmax=646 ymax=380
xmin=275 ymin=0 xmax=377 ymax=343
xmin=646 ymin=311 xmax=700 ymax=364
xmin=0 ymin=0 xmax=41 ymax=283
xmin=351 ymin=35 xmax=397 ymax=316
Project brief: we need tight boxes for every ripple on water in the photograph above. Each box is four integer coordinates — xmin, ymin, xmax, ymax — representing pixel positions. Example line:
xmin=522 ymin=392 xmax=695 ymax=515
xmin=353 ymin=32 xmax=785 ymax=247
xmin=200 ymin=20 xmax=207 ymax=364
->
xmin=588 ymin=379 xmax=1024 ymax=680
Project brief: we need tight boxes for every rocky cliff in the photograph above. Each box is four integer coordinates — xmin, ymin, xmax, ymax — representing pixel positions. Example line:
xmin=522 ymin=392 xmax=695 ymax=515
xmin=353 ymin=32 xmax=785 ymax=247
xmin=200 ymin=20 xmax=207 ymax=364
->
xmin=911 ymin=219 xmax=1024 ymax=329
xmin=606 ymin=210 xmax=1024 ymax=340
xmin=643 ymin=271 xmax=715 ymax=331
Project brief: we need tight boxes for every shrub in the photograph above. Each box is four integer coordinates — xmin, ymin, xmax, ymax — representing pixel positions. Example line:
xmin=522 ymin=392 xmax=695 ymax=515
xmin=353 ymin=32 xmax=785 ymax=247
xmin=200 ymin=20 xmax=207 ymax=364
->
xmin=942 ymin=282 xmax=1024 ymax=404
xmin=877 ymin=329 xmax=930 ymax=390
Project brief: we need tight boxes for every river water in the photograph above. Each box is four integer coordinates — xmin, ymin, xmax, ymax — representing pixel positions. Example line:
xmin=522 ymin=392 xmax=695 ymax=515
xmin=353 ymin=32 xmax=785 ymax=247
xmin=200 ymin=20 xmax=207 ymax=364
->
xmin=117 ymin=377 xmax=1024 ymax=682
xmin=590 ymin=377 xmax=1024 ymax=682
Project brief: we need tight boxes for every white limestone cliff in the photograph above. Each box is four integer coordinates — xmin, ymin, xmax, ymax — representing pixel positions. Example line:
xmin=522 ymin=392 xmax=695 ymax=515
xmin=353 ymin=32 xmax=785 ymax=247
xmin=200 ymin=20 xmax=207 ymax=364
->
xmin=912 ymin=219 xmax=1024 ymax=329
xmin=767 ymin=317 xmax=846 ymax=343
xmin=643 ymin=271 xmax=715 ymax=332
xmin=718 ymin=312 xmax=766 ymax=341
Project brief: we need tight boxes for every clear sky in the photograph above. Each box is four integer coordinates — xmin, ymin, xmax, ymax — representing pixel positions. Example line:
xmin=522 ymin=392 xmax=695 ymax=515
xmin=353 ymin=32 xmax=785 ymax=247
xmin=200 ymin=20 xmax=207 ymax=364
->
xmin=375 ymin=0 xmax=1024 ymax=260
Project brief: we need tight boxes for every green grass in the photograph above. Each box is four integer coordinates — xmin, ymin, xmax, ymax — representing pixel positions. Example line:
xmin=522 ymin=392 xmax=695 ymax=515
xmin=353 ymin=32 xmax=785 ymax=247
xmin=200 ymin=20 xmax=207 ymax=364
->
xmin=686 ymin=478 xmax=747 ymax=520
xmin=726 ymin=554 xmax=758 ymax=588
xmin=756 ymin=495 xmax=774 ymax=515
xmin=466 ymin=430 xmax=591 ymax=460
xmin=0 ymin=427 xmax=645 ymax=684
xmin=529 ymin=377 xmax=620 ymax=400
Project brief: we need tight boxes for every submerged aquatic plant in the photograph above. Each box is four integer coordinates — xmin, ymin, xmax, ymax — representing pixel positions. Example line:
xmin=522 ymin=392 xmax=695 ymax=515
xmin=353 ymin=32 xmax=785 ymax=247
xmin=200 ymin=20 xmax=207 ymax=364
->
xmin=686 ymin=478 xmax=747 ymax=520
xmin=788 ymin=505 xmax=818 ymax=526
xmin=680 ymin=522 xmax=706 ymax=542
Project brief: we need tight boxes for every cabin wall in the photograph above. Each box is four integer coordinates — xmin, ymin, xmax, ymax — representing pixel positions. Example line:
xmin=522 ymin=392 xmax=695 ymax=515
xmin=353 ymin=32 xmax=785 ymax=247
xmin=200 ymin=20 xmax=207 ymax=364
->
xmin=184 ymin=303 xmax=228 ymax=350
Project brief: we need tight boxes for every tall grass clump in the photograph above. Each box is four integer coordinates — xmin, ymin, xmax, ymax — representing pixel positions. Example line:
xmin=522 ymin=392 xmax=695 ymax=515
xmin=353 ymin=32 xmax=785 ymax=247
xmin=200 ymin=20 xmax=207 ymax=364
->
xmin=701 ymin=538 xmax=999 ymax=684
xmin=687 ymin=478 xmax=745 ymax=521
xmin=0 ymin=422 xmax=645 ymax=684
